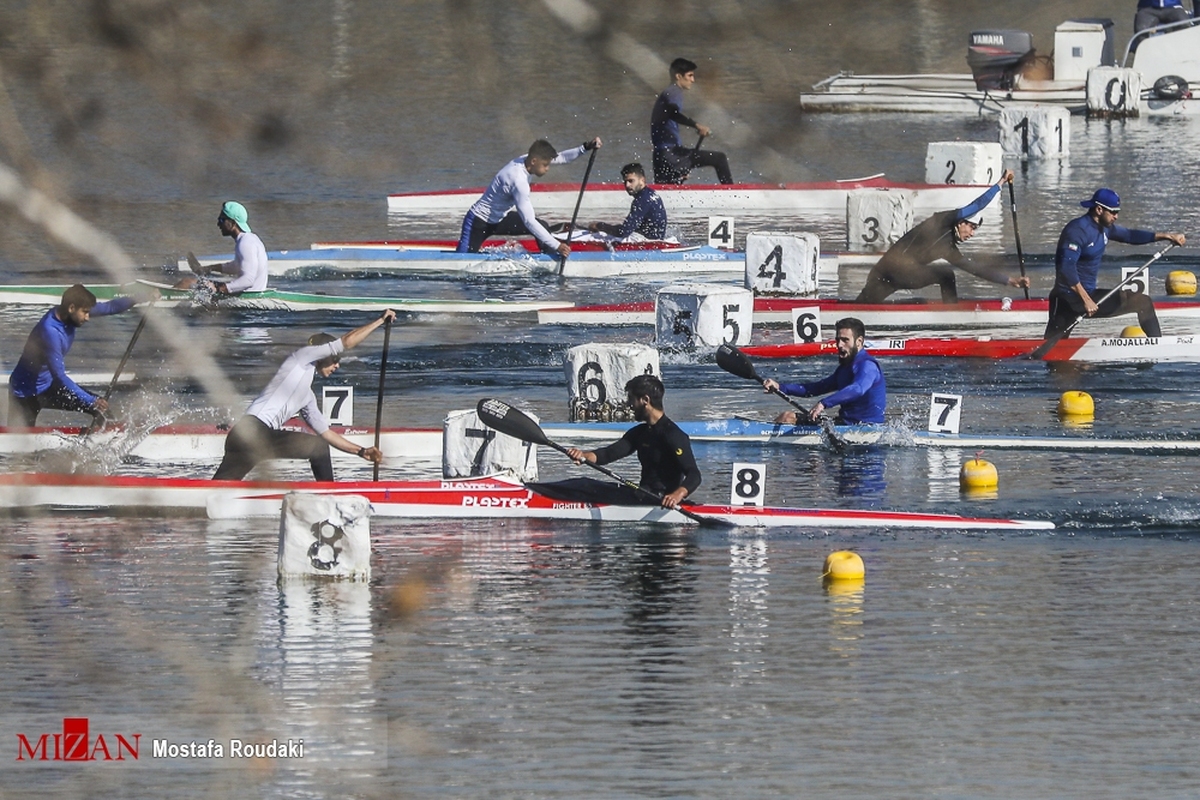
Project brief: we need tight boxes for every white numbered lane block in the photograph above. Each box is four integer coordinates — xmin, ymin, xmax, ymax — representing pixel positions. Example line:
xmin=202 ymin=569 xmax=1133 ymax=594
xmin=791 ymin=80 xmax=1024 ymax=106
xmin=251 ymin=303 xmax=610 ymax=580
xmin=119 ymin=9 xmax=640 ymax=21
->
xmin=279 ymin=492 xmax=371 ymax=580
xmin=322 ymin=385 xmax=354 ymax=425
xmin=730 ymin=463 xmax=766 ymax=506
xmin=999 ymin=106 xmax=1070 ymax=160
xmin=1120 ymin=266 xmax=1149 ymax=295
xmin=565 ymin=343 xmax=660 ymax=422
xmin=846 ymin=190 xmax=913 ymax=252
xmin=928 ymin=393 xmax=964 ymax=434
xmin=745 ymin=232 xmax=820 ymax=295
xmin=708 ymin=216 xmax=735 ymax=249
xmin=924 ymin=141 xmax=1003 ymax=186
xmin=1086 ymin=67 xmax=1141 ymax=118
xmin=656 ymin=283 xmax=754 ymax=348
xmin=443 ymin=408 xmax=538 ymax=481
xmin=791 ymin=306 xmax=823 ymax=344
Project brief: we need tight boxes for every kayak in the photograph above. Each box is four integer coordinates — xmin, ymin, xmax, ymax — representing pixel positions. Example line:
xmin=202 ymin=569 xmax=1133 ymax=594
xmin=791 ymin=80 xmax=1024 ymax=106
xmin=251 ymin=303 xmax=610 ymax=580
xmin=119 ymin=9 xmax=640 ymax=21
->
xmin=743 ymin=334 xmax=1200 ymax=363
xmin=385 ymin=176 xmax=993 ymax=216
xmin=0 ymin=472 xmax=1054 ymax=529
xmin=0 ymin=283 xmax=574 ymax=316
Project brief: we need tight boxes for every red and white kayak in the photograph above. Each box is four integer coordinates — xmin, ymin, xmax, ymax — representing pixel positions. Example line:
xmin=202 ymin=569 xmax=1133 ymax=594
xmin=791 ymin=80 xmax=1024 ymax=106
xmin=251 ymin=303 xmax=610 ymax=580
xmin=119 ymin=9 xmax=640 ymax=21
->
xmin=386 ymin=176 xmax=991 ymax=217
xmin=538 ymin=296 xmax=1200 ymax=330
xmin=744 ymin=333 xmax=1200 ymax=363
xmin=0 ymin=472 xmax=1054 ymax=529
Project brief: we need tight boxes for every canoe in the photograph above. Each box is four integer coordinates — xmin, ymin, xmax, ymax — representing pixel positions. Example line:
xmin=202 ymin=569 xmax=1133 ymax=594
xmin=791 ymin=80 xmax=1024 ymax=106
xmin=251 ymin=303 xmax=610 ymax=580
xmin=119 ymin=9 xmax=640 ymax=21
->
xmin=7 ymin=420 xmax=1200 ymax=460
xmin=180 ymin=239 xmax=747 ymax=279
xmin=0 ymin=472 xmax=1054 ymax=528
xmin=385 ymin=175 xmax=992 ymax=216
xmin=0 ymin=283 xmax=574 ymax=316
xmin=537 ymin=296 xmax=1200 ymax=329
xmin=743 ymin=334 xmax=1200 ymax=363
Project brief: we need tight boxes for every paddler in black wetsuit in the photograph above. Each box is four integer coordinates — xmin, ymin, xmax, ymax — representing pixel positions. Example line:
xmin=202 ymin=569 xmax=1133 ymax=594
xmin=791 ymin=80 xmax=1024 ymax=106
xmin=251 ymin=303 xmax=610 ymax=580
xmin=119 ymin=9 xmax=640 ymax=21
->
xmin=530 ymin=374 xmax=701 ymax=509
xmin=854 ymin=169 xmax=1030 ymax=304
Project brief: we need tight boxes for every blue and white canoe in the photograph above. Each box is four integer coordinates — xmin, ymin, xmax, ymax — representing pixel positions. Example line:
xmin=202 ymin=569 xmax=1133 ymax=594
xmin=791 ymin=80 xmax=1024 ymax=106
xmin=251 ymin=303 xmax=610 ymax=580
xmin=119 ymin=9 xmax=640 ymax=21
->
xmin=181 ymin=239 xmax=748 ymax=279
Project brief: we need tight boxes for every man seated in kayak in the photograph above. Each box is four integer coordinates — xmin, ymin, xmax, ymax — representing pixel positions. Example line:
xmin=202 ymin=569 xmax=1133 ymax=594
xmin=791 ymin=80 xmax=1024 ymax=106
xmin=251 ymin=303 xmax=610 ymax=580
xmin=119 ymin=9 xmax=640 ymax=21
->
xmin=651 ymin=58 xmax=733 ymax=185
xmin=761 ymin=317 xmax=886 ymax=426
xmin=531 ymin=375 xmax=701 ymax=509
xmin=854 ymin=169 xmax=1030 ymax=304
xmin=584 ymin=162 xmax=668 ymax=241
xmin=1045 ymin=188 xmax=1186 ymax=339
xmin=178 ymin=201 xmax=268 ymax=296
xmin=456 ymin=137 xmax=602 ymax=256
xmin=212 ymin=310 xmax=395 ymax=481
xmin=8 ymin=283 xmax=158 ymax=428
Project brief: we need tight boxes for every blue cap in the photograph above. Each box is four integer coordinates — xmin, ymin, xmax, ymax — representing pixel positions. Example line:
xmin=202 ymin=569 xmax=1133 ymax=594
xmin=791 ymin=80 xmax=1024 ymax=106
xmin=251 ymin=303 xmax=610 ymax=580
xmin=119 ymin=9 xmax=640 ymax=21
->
xmin=220 ymin=201 xmax=251 ymax=233
xmin=1081 ymin=188 xmax=1120 ymax=211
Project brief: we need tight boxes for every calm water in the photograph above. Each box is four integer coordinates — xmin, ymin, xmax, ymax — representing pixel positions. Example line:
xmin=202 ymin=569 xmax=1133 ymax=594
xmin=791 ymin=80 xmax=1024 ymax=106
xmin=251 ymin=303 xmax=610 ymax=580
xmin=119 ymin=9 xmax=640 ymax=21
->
xmin=3 ymin=1 xmax=1200 ymax=797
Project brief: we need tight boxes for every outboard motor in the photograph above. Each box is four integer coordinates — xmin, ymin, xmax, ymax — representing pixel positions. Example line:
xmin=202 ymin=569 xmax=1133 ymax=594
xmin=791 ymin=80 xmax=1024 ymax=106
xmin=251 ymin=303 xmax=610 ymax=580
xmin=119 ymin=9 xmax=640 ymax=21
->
xmin=967 ymin=30 xmax=1035 ymax=90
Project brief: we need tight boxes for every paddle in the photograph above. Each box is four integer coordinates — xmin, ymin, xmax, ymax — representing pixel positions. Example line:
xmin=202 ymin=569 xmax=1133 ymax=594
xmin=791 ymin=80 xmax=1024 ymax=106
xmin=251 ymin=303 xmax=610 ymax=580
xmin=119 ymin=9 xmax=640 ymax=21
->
xmin=714 ymin=344 xmax=847 ymax=453
xmin=84 ymin=298 xmax=155 ymax=435
xmin=678 ymin=134 xmax=706 ymax=183
xmin=1026 ymin=243 xmax=1177 ymax=360
xmin=557 ymin=143 xmax=599 ymax=276
xmin=1007 ymin=179 xmax=1030 ymax=300
xmin=371 ymin=316 xmax=393 ymax=481
xmin=186 ymin=251 xmax=205 ymax=274
xmin=475 ymin=397 xmax=725 ymax=526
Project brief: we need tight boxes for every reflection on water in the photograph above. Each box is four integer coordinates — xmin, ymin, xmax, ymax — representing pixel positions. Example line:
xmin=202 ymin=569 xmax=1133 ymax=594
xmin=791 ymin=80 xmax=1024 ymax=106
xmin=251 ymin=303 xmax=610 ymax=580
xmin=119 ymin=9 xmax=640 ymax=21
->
xmin=727 ymin=536 xmax=769 ymax=686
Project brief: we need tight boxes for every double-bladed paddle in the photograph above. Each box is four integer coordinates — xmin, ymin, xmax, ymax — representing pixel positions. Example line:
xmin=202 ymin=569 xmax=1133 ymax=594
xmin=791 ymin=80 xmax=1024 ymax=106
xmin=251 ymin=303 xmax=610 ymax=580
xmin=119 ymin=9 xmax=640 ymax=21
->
xmin=715 ymin=343 xmax=847 ymax=453
xmin=475 ymin=397 xmax=727 ymax=526
xmin=372 ymin=316 xmax=393 ymax=481
xmin=1007 ymin=179 xmax=1030 ymax=300
xmin=557 ymin=144 xmax=599 ymax=276
xmin=1026 ymin=243 xmax=1177 ymax=361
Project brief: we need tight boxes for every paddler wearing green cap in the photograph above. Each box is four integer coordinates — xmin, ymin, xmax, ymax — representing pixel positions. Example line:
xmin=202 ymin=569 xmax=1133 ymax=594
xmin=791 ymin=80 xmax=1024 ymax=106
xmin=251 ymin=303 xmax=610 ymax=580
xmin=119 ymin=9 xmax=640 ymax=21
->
xmin=182 ymin=201 xmax=268 ymax=295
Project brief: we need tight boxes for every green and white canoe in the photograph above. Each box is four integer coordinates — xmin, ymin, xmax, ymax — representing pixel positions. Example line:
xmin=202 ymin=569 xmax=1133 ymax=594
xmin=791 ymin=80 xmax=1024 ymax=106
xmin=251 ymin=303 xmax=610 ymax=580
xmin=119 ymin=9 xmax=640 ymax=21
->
xmin=0 ymin=283 xmax=574 ymax=315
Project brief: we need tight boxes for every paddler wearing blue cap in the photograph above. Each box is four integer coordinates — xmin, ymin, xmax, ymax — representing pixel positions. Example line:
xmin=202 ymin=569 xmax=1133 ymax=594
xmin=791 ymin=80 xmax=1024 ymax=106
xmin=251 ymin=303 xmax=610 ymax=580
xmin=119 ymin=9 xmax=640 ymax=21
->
xmin=183 ymin=201 xmax=268 ymax=295
xmin=1046 ymin=188 xmax=1186 ymax=339
xmin=854 ymin=169 xmax=1031 ymax=304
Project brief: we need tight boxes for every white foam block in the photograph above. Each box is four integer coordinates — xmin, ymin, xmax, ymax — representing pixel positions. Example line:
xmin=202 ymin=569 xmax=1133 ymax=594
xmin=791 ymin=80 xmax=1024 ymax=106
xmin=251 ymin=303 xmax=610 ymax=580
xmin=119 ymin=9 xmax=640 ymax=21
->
xmin=999 ymin=106 xmax=1070 ymax=159
xmin=1086 ymin=67 xmax=1142 ymax=117
xmin=744 ymin=232 xmax=820 ymax=294
xmin=846 ymin=191 xmax=914 ymax=252
xmin=278 ymin=492 xmax=371 ymax=580
xmin=443 ymin=408 xmax=538 ymax=481
xmin=656 ymin=283 xmax=754 ymax=348
xmin=565 ymin=343 xmax=660 ymax=422
xmin=924 ymin=142 xmax=1004 ymax=186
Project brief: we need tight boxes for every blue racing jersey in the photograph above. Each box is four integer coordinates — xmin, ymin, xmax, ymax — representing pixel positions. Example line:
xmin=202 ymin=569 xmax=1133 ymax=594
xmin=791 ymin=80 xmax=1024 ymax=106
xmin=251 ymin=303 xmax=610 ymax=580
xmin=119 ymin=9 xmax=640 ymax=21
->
xmin=9 ymin=297 xmax=137 ymax=404
xmin=1053 ymin=214 xmax=1156 ymax=295
xmin=617 ymin=187 xmax=668 ymax=239
xmin=650 ymin=84 xmax=696 ymax=151
xmin=779 ymin=349 xmax=887 ymax=424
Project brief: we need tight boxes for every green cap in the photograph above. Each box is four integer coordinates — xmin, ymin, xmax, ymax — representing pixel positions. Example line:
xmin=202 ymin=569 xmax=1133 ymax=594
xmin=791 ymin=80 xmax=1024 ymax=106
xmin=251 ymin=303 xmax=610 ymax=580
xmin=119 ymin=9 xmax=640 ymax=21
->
xmin=220 ymin=201 xmax=251 ymax=233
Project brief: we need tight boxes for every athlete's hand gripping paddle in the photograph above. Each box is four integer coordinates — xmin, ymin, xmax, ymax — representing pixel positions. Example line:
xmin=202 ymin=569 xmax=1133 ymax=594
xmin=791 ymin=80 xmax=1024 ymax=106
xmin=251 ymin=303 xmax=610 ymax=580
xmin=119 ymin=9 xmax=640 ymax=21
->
xmin=557 ymin=142 xmax=599 ymax=277
xmin=475 ymin=398 xmax=727 ymax=526
xmin=715 ymin=343 xmax=847 ymax=453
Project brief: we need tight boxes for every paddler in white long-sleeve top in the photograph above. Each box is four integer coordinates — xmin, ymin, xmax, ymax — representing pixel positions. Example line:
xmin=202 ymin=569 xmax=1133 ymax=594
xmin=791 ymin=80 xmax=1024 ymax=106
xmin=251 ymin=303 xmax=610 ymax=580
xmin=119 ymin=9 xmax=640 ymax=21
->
xmin=181 ymin=201 xmax=268 ymax=295
xmin=456 ymin=137 xmax=602 ymax=256
xmin=212 ymin=310 xmax=395 ymax=482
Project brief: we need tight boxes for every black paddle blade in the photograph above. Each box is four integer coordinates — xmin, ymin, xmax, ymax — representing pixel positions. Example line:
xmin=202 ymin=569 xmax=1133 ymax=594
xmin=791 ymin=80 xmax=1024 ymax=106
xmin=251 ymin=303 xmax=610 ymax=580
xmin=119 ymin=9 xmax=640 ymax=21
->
xmin=476 ymin=398 xmax=550 ymax=446
xmin=715 ymin=344 xmax=761 ymax=382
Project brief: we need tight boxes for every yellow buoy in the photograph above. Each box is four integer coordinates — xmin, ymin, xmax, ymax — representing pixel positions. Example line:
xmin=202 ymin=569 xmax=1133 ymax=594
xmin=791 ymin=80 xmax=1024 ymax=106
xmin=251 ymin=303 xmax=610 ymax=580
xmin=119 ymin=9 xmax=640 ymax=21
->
xmin=823 ymin=550 xmax=865 ymax=580
xmin=1058 ymin=390 xmax=1095 ymax=417
xmin=1119 ymin=325 xmax=1146 ymax=338
xmin=1166 ymin=270 xmax=1197 ymax=296
xmin=959 ymin=456 xmax=998 ymax=490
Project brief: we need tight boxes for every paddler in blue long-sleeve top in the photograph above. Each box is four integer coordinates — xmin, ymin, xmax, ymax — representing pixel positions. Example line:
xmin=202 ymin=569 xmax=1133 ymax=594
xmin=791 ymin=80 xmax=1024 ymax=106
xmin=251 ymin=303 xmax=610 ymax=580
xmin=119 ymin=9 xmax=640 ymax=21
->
xmin=456 ymin=137 xmax=602 ymax=257
xmin=1045 ymin=187 xmax=1185 ymax=339
xmin=854 ymin=169 xmax=1030 ymax=304
xmin=8 ymin=283 xmax=157 ymax=428
xmin=762 ymin=318 xmax=887 ymax=426
xmin=586 ymin=162 xmax=668 ymax=241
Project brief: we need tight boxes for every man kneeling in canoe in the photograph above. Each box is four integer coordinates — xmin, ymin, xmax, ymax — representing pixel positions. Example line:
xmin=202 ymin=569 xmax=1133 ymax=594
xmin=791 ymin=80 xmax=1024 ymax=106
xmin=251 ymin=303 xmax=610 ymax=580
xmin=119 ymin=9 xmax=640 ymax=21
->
xmin=584 ymin=162 xmax=668 ymax=242
xmin=212 ymin=310 xmax=395 ymax=481
xmin=762 ymin=317 xmax=887 ymax=426
xmin=531 ymin=375 xmax=701 ymax=510
xmin=854 ymin=169 xmax=1030 ymax=304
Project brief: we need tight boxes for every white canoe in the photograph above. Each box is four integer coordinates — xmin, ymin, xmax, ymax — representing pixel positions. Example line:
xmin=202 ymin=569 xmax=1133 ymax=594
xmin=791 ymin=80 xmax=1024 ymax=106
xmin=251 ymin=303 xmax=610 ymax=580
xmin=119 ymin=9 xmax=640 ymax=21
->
xmin=5 ymin=420 xmax=1200 ymax=460
xmin=0 ymin=472 xmax=1053 ymax=529
xmin=386 ymin=175 xmax=992 ymax=216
